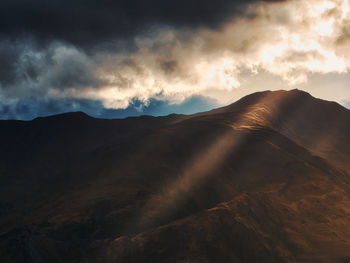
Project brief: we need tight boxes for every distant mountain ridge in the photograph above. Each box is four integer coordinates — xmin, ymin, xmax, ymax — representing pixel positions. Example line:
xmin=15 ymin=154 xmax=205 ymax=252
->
xmin=1 ymin=89 xmax=350 ymax=262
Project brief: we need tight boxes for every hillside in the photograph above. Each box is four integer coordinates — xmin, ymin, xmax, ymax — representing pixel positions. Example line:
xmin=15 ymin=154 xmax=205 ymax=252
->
xmin=1 ymin=89 xmax=350 ymax=262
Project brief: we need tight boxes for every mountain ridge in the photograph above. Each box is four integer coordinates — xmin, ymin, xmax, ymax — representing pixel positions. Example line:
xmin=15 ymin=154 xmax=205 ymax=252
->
xmin=1 ymin=89 xmax=350 ymax=262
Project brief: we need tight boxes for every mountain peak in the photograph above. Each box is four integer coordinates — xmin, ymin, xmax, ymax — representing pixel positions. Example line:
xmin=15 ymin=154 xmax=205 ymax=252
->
xmin=2 ymin=89 xmax=350 ymax=262
xmin=198 ymin=89 xmax=314 ymax=118
xmin=234 ymin=89 xmax=312 ymax=106
xmin=33 ymin=111 xmax=93 ymax=121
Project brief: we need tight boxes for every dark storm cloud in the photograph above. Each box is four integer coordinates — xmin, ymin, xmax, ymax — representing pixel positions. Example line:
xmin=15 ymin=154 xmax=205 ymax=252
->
xmin=0 ymin=0 xmax=289 ymax=98
xmin=0 ymin=0 xmax=285 ymax=48
xmin=0 ymin=39 xmax=46 ymax=89
xmin=0 ymin=40 xmax=104 ymax=95
xmin=3 ymin=0 xmax=349 ymax=120
xmin=0 ymin=41 xmax=22 ymax=86
xmin=160 ymin=60 xmax=179 ymax=75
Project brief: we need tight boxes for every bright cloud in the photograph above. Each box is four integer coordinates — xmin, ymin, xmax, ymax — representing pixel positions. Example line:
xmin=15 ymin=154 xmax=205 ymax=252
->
xmin=2 ymin=0 xmax=350 ymax=111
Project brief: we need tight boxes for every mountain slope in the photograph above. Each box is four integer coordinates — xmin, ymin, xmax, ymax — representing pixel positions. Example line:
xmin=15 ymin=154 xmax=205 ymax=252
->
xmin=199 ymin=89 xmax=350 ymax=172
xmin=1 ymin=89 xmax=350 ymax=263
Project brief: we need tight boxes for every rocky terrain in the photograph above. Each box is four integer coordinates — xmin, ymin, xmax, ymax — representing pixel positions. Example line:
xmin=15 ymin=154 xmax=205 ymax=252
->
xmin=1 ymin=89 xmax=350 ymax=262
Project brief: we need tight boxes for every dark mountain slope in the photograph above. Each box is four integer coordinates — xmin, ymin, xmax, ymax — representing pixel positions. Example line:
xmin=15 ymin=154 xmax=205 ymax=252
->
xmin=196 ymin=89 xmax=350 ymax=172
xmin=107 ymin=187 xmax=350 ymax=263
xmin=1 ymin=90 xmax=350 ymax=262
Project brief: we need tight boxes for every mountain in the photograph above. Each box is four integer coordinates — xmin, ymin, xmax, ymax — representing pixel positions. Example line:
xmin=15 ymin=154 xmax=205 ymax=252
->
xmin=1 ymin=89 xmax=350 ymax=262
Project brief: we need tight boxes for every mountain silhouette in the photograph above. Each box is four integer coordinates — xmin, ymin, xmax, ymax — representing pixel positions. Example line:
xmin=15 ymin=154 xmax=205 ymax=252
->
xmin=1 ymin=89 xmax=350 ymax=262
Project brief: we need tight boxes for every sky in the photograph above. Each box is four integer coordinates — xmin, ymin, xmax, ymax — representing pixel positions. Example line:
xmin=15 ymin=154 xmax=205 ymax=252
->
xmin=1 ymin=0 xmax=350 ymax=120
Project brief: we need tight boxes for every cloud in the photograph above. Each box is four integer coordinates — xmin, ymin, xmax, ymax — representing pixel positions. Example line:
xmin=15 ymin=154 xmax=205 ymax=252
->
xmin=1 ymin=0 xmax=350 ymax=119
xmin=0 ymin=41 xmax=104 ymax=97
xmin=0 ymin=0 xmax=284 ymax=48
xmin=0 ymin=40 xmax=21 ymax=86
